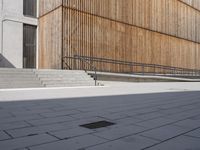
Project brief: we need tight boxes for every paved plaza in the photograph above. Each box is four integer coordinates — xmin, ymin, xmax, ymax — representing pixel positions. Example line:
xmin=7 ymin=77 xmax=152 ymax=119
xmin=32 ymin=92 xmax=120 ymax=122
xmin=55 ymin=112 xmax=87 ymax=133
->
xmin=0 ymin=86 xmax=200 ymax=149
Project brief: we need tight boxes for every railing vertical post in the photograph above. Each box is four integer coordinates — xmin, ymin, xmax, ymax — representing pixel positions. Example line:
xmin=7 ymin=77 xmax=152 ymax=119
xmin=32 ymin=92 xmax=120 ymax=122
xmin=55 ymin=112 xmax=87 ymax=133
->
xmin=95 ymin=69 xmax=97 ymax=86
xmin=142 ymin=65 xmax=144 ymax=75
xmin=73 ymin=57 xmax=76 ymax=70
xmin=174 ymin=68 xmax=176 ymax=76
xmin=130 ymin=65 xmax=132 ymax=74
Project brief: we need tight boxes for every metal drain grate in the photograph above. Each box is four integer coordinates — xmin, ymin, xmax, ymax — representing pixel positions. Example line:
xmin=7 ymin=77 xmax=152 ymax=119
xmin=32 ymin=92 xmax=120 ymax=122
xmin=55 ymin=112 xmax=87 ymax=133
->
xmin=80 ymin=121 xmax=115 ymax=129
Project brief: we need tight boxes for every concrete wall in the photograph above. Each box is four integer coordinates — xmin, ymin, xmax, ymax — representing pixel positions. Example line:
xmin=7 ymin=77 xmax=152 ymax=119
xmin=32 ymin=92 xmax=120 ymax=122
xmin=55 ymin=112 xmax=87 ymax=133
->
xmin=0 ymin=0 xmax=38 ymax=68
xmin=3 ymin=21 xmax=23 ymax=68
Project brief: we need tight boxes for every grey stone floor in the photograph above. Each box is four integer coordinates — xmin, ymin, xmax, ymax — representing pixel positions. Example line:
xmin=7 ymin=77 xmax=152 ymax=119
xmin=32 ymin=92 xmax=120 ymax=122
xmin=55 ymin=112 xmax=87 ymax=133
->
xmin=0 ymin=91 xmax=200 ymax=150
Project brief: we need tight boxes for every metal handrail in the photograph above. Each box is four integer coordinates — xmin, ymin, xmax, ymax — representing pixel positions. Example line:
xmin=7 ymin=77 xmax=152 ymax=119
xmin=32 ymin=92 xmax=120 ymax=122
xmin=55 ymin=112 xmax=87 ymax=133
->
xmin=79 ymin=56 xmax=200 ymax=74
xmin=63 ymin=55 xmax=200 ymax=80
xmin=62 ymin=55 xmax=98 ymax=86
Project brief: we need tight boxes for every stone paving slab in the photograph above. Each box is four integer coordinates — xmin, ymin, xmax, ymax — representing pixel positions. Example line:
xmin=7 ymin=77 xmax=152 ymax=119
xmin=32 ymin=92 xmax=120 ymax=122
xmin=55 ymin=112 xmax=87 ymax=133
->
xmin=0 ymin=131 xmax=10 ymax=141
xmin=145 ymin=135 xmax=200 ymax=150
xmin=0 ymin=114 xmax=43 ymax=124
xmin=7 ymin=117 xmax=105 ymax=138
xmin=134 ymin=117 xmax=175 ymax=129
xmin=27 ymin=115 xmax=75 ymax=126
xmin=93 ymin=125 xmax=146 ymax=140
xmin=86 ymin=135 xmax=158 ymax=150
xmin=0 ymin=121 xmax=30 ymax=130
xmin=0 ymin=91 xmax=200 ymax=150
xmin=174 ymin=119 xmax=200 ymax=130
xmin=40 ymin=109 xmax=81 ymax=118
xmin=49 ymin=127 xmax=94 ymax=139
xmin=6 ymin=123 xmax=69 ymax=138
xmin=139 ymin=125 xmax=189 ymax=141
xmin=0 ymin=134 xmax=57 ymax=150
xmin=186 ymin=128 xmax=200 ymax=138
xmin=29 ymin=135 xmax=107 ymax=150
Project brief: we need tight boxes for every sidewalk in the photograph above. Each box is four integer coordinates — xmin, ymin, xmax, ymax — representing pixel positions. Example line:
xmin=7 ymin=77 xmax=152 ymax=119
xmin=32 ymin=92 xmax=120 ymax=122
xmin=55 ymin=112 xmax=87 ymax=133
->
xmin=0 ymin=82 xmax=200 ymax=101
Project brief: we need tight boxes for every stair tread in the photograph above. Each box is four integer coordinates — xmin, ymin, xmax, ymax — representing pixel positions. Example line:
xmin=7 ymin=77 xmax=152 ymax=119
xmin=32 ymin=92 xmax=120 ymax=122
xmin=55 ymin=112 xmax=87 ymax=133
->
xmin=0 ymin=69 xmax=95 ymax=88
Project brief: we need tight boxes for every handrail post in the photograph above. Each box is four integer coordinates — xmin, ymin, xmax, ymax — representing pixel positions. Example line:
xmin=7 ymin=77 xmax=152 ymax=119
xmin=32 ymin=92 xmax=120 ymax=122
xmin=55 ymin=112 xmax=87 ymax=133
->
xmin=130 ymin=65 xmax=132 ymax=74
xmin=142 ymin=65 xmax=144 ymax=75
xmin=73 ymin=57 xmax=76 ymax=70
xmin=95 ymin=68 xmax=97 ymax=86
xmin=75 ymin=55 xmax=98 ymax=86
xmin=174 ymin=68 xmax=176 ymax=76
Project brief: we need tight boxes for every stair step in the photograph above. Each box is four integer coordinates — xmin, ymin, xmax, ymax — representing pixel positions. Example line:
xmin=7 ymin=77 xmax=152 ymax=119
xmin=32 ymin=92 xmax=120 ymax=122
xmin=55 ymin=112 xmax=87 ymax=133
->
xmin=45 ymin=83 xmax=95 ymax=87
xmin=36 ymin=74 xmax=90 ymax=78
xmin=0 ymin=72 xmax=33 ymax=75
xmin=0 ymin=79 xmax=40 ymax=83
xmin=0 ymin=68 xmax=96 ymax=88
xmin=38 ymin=77 xmax=92 ymax=81
xmin=42 ymin=80 xmax=94 ymax=84
xmin=0 ymin=83 xmax=43 ymax=87
xmin=0 ymin=75 xmax=35 ymax=78
xmin=35 ymin=70 xmax=85 ymax=74
xmin=0 ymin=81 xmax=42 ymax=84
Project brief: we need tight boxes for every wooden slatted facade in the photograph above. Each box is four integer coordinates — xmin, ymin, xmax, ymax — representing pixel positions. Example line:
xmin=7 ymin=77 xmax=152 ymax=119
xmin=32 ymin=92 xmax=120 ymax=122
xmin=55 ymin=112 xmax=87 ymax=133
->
xmin=39 ymin=0 xmax=200 ymax=72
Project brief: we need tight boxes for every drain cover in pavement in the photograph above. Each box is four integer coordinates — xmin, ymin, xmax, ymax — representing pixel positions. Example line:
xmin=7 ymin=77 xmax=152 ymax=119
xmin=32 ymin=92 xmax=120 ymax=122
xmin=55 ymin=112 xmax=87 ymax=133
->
xmin=80 ymin=121 xmax=115 ymax=129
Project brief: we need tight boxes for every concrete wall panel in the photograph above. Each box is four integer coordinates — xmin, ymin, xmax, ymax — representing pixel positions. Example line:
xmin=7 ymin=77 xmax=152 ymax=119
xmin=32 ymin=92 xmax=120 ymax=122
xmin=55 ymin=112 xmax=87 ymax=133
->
xmin=3 ymin=21 xmax=23 ymax=68
xmin=0 ymin=0 xmax=38 ymax=68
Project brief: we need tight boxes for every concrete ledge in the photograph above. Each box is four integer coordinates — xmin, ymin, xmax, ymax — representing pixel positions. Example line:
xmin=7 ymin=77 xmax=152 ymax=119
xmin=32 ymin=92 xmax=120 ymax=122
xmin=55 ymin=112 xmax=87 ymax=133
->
xmin=88 ymin=71 xmax=200 ymax=82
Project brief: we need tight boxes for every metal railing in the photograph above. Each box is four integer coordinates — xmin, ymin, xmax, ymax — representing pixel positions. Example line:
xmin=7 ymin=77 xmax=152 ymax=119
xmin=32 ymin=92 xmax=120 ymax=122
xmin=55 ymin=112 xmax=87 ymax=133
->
xmin=63 ymin=55 xmax=200 ymax=82
xmin=62 ymin=55 xmax=98 ymax=86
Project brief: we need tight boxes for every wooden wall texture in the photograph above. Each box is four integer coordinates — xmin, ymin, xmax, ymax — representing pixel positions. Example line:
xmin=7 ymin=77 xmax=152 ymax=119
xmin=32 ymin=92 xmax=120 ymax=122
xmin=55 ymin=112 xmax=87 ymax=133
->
xmin=179 ymin=0 xmax=200 ymax=11
xmin=38 ymin=7 xmax=62 ymax=69
xmin=39 ymin=0 xmax=200 ymax=72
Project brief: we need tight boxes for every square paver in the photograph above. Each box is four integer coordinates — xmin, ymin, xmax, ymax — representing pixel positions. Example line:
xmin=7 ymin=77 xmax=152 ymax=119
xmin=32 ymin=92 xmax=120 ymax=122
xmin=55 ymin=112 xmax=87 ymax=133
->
xmin=40 ymin=110 xmax=80 ymax=118
xmin=6 ymin=123 xmax=73 ymax=138
xmin=0 ymin=121 xmax=30 ymax=130
xmin=134 ymin=117 xmax=174 ymax=129
xmin=93 ymin=125 xmax=145 ymax=140
xmin=29 ymin=135 xmax=107 ymax=150
xmin=146 ymin=135 xmax=200 ymax=150
xmin=0 ymin=131 xmax=10 ymax=141
xmin=174 ymin=119 xmax=200 ymax=130
xmin=86 ymin=135 xmax=158 ymax=150
xmin=27 ymin=116 xmax=75 ymax=126
xmin=49 ymin=127 xmax=94 ymax=139
xmin=185 ymin=128 xmax=200 ymax=138
xmin=0 ymin=134 xmax=57 ymax=150
xmin=139 ymin=125 xmax=188 ymax=141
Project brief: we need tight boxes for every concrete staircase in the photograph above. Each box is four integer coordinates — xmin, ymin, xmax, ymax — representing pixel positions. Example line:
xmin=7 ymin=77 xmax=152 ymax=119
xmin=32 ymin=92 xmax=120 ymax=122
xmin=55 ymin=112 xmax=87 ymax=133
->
xmin=0 ymin=68 xmax=95 ymax=89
